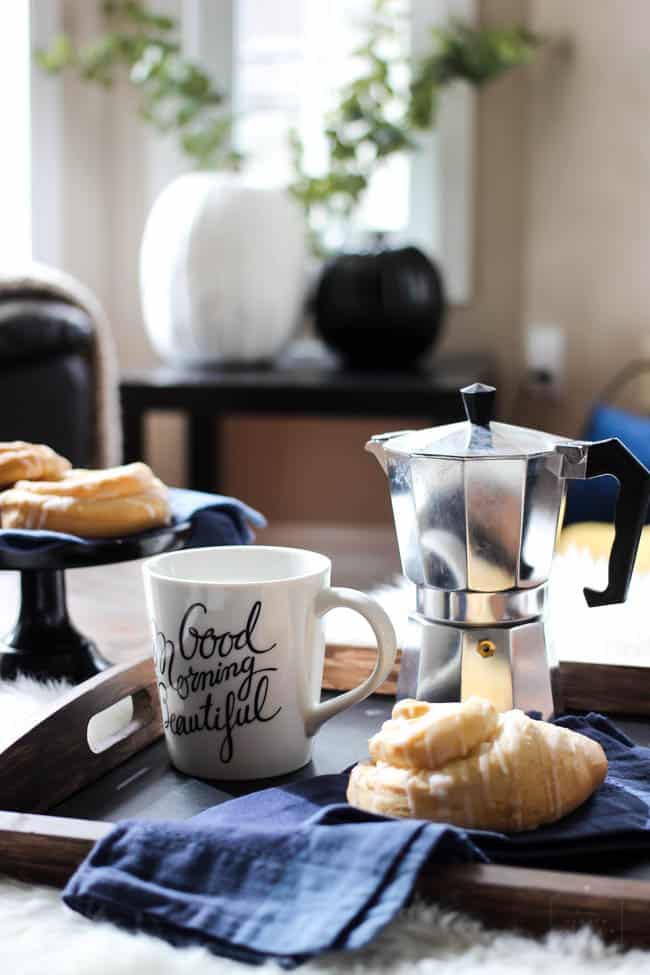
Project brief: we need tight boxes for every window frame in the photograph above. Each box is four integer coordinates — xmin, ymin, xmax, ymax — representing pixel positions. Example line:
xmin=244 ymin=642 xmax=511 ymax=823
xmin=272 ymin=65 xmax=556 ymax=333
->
xmin=29 ymin=0 xmax=65 ymax=267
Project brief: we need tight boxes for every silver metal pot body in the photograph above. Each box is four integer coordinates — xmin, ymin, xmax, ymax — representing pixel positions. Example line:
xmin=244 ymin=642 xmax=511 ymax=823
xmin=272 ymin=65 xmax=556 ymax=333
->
xmin=369 ymin=383 xmax=650 ymax=715
xmin=386 ymin=451 xmax=566 ymax=594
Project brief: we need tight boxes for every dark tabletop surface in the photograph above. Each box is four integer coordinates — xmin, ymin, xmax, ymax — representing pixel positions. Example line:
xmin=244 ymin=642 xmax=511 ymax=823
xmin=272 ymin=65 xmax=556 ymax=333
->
xmin=53 ymin=692 xmax=394 ymax=823
xmin=119 ymin=346 xmax=499 ymax=423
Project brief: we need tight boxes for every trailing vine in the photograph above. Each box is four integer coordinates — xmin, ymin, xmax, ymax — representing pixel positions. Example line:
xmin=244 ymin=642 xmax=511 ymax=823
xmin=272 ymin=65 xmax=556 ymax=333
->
xmin=36 ymin=0 xmax=538 ymax=251
xmin=36 ymin=0 xmax=240 ymax=170
xmin=289 ymin=3 xmax=538 ymax=252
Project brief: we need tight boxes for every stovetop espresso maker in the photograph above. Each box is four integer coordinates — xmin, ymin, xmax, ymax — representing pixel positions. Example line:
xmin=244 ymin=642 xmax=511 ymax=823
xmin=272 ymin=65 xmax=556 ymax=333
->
xmin=367 ymin=383 xmax=650 ymax=717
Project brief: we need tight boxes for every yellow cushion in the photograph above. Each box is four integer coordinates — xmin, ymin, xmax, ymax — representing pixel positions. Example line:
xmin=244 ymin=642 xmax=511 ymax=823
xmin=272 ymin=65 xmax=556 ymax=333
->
xmin=559 ymin=522 xmax=650 ymax=574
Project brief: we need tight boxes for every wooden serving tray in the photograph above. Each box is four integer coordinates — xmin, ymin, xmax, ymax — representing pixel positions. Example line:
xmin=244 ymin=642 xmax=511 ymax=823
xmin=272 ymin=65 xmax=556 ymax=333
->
xmin=2 ymin=651 xmax=650 ymax=950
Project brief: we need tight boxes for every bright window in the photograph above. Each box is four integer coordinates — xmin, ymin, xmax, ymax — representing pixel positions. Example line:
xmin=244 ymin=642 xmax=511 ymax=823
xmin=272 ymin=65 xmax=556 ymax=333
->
xmin=234 ymin=0 xmax=413 ymax=250
xmin=0 ymin=0 xmax=32 ymax=265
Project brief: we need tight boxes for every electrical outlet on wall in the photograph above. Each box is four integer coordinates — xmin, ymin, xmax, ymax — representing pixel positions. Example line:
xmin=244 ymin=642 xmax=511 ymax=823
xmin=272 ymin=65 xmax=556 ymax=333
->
xmin=524 ymin=323 xmax=567 ymax=395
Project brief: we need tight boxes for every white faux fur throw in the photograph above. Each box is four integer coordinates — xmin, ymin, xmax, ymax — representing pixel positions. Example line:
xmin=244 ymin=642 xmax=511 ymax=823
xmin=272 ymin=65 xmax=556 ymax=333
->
xmin=2 ymin=876 xmax=648 ymax=975
xmin=2 ymin=548 xmax=650 ymax=972
xmin=0 ymin=261 xmax=121 ymax=466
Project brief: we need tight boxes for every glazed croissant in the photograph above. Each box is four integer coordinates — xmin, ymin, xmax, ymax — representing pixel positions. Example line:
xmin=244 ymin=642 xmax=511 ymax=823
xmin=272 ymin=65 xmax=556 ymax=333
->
xmin=347 ymin=698 xmax=608 ymax=832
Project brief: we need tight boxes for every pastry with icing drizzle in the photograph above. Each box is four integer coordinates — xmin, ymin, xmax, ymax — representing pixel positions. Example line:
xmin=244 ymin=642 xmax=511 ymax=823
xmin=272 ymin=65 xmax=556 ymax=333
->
xmin=347 ymin=699 xmax=608 ymax=832
xmin=0 ymin=462 xmax=171 ymax=537
xmin=369 ymin=696 xmax=498 ymax=771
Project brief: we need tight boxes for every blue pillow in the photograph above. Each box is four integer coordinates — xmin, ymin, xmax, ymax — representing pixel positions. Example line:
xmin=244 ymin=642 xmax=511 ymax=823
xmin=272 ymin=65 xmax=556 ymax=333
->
xmin=564 ymin=403 xmax=650 ymax=525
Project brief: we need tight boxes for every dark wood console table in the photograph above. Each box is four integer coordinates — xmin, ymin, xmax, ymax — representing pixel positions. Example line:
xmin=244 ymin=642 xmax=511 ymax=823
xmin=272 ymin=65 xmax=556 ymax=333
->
xmin=120 ymin=347 xmax=497 ymax=491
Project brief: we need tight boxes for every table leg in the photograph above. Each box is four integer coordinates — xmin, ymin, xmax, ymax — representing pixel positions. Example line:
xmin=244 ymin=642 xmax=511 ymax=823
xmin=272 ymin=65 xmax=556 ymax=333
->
xmin=122 ymin=403 xmax=145 ymax=464
xmin=188 ymin=414 xmax=220 ymax=492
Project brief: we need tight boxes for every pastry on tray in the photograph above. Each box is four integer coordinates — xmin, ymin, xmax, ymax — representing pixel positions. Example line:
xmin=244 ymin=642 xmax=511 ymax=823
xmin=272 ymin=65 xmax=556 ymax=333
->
xmin=347 ymin=697 xmax=608 ymax=832
xmin=369 ymin=696 xmax=499 ymax=770
xmin=0 ymin=441 xmax=71 ymax=488
xmin=0 ymin=461 xmax=171 ymax=538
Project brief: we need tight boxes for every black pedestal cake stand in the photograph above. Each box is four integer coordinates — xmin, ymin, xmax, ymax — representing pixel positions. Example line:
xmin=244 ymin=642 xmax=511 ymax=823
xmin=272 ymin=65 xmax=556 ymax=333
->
xmin=0 ymin=520 xmax=192 ymax=683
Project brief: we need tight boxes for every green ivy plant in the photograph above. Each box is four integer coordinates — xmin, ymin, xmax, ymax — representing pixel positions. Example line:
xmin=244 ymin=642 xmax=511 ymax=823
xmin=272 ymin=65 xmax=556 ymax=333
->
xmin=290 ymin=3 xmax=538 ymax=253
xmin=36 ymin=0 xmax=241 ymax=170
xmin=36 ymin=0 xmax=537 ymax=252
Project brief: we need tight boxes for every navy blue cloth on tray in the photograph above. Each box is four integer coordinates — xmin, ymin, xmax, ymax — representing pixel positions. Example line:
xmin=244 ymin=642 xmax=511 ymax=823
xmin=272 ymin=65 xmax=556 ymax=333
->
xmin=169 ymin=488 xmax=265 ymax=547
xmin=63 ymin=714 xmax=650 ymax=967
xmin=0 ymin=487 xmax=265 ymax=554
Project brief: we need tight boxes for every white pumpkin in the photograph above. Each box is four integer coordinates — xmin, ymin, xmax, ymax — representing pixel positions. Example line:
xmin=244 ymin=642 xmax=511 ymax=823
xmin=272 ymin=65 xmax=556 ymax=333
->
xmin=140 ymin=173 xmax=306 ymax=365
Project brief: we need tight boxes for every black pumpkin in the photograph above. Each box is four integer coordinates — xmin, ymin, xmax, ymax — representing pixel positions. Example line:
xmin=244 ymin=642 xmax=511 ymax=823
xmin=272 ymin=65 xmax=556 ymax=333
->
xmin=314 ymin=245 xmax=445 ymax=369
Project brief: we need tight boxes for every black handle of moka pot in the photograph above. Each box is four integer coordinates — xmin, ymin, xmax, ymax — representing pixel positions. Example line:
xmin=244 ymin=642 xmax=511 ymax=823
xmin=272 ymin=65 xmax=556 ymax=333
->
xmin=581 ymin=438 xmax=650 ymax=608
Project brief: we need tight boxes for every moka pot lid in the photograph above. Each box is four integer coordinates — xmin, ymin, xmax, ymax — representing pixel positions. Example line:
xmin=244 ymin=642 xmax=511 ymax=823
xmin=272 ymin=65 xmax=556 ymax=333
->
xmin=377 ymin=384 xmax=567 ymax=461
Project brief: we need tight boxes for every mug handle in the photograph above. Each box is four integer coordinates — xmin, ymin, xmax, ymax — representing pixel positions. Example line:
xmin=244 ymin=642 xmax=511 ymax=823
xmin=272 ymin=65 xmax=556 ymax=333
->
xmin=304 ymin=587 xmax=397 ymax=737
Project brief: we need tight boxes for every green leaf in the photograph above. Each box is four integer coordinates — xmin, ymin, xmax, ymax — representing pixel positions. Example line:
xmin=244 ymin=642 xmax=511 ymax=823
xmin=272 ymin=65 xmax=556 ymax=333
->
xmin=340 ymin=93 xmax=364 ymax=122
xmin=118 ymin=1 xmax=176 ymax=33
xmin=35 ymin=34 xmax=75 ymax=73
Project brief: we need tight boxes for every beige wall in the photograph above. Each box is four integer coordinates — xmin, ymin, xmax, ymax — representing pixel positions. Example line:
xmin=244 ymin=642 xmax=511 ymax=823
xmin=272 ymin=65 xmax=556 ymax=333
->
xmin=525 ymin=0 xmax=650 ymax=435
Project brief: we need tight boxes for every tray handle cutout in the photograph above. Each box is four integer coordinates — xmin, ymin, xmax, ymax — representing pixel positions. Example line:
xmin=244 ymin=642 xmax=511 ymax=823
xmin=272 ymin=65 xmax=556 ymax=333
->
xmin=87 ymin=687 xmax=156 ymax=755
xmin=0 ymin=656 xmax=163 ymax=814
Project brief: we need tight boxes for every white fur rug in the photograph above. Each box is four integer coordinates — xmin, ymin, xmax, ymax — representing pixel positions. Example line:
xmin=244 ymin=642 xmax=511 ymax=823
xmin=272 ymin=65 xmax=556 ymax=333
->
xmin=2 ymin=548 xmax=650 ymax=972
xmin=3 ymin=877 xmax=650 ymax=975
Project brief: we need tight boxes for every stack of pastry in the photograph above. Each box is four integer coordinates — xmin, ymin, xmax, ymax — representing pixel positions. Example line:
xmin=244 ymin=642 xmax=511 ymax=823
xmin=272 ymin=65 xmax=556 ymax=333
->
xmin=347 ymin=697 xmax=608 ymax=832
xmin=0 ymin=441 xmax=71 ymax=488
xmin=0 ymin=442 xmax=171 ymax=538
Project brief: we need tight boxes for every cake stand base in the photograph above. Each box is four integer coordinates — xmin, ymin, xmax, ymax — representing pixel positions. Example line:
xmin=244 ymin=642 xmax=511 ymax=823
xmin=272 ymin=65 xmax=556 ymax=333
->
xmin=0 ymin=569 xmax=111 ymax=683
xmin=0 ymin=518 xmax=192 ymax=684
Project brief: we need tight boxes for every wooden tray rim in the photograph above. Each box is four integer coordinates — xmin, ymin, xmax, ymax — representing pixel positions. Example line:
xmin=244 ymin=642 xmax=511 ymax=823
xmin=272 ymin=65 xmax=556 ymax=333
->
xmin=1 ymin=653 xmax=650 ymax=949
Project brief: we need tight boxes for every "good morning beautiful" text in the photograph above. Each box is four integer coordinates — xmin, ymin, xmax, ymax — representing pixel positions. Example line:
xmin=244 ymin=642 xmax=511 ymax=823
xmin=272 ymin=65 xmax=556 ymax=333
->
xmin=154 ymin=600 xmax=282 ymax=764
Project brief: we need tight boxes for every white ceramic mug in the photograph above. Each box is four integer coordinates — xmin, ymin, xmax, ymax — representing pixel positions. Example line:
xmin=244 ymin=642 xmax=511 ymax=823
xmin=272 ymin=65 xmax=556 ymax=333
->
xmin=142 ymin=546 xmax=397 ymax=780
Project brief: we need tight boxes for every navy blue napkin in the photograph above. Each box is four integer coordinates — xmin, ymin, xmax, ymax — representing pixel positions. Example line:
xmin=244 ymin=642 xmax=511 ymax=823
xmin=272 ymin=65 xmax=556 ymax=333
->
xmin=168 ymin=488 xmax=265 ymax=547
xmin=63 ymin=714 xmax=650 ymax=966
xmin=0 ymin=487 xmax=264 ymax=554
